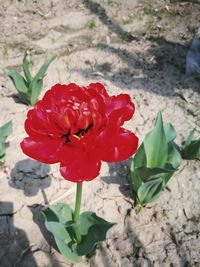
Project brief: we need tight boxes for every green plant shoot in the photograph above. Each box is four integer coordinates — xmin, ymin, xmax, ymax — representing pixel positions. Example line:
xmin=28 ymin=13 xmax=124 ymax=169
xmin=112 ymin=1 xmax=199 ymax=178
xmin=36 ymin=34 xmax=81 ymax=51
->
xmin=130 ymin=112 xmax=181 ymax=207
xmin=5 ymin=52 xmax=56 ymax=106
xmin=42 ymin=185 xmax=115 ymax=263
xmin=0 ymin=121 xmax=12 ymax=164
xmin=181 ymin=129 xmax=200 ymax=160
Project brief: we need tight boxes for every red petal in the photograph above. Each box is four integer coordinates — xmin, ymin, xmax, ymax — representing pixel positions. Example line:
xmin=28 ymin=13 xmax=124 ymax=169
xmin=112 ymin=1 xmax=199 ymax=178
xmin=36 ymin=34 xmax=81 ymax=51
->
xmin=20 ymin=137 xmax=63 ymax=164
xmin=42 ymin=83 xmax=90 ymax=110
xmin=102 ymin=128 xmax=138 ymax=162
xmin=60 ymin=153 xmax=101 ymax=182
xmin=25 ymin=118 xmax=50 ymax=141
xmin=26 ymin=105 xmax=63 ymax=137
xmin=105 ymin=94 xmax=135 ymax=122
xmin=87 ymin=83 xmax=109 ymax=99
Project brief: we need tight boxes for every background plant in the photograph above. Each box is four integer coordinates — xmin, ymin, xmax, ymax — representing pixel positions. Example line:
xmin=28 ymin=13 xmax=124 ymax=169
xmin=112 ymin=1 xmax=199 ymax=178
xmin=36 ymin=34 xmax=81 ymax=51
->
xmin=181 ymin=128 xmax=200 ymax=160
xmin=5 ymin=52 xmax=56 ymax=106
xmin=0 ymin=121 xmax=12 ymax=165
xmin=130 ymin=112 xmax=181 ymax=210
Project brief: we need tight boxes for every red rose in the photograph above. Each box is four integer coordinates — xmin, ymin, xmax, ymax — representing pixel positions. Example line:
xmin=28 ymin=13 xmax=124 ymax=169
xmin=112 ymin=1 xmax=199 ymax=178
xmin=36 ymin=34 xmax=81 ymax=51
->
xmin=21 ymin=83 xmax=138 ymax=182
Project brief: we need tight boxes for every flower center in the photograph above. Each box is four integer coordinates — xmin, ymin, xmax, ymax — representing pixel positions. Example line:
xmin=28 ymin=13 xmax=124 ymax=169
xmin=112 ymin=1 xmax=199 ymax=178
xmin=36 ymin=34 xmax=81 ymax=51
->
xmin=64 ymin=123 xmax=93 ymax=143
xmin=61 ymin=97 xmax=103 ymax=144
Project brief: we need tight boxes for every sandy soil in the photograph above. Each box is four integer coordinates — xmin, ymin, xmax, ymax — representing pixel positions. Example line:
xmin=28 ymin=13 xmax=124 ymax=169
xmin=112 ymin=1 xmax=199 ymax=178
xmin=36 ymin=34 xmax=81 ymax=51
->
xmin=0 ymin=1 xmax=200 ymax=266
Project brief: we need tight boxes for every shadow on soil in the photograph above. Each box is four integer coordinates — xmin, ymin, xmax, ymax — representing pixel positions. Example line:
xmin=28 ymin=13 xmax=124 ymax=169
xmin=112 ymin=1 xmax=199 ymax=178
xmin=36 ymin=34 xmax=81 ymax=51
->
xmin=9 ymin=159 xmax=51 ymax=200
xmin=0 ymin=201 xmax=66 ymax=267
xmin=0 ymin=201 xmax=38 ymax=267
xmin=28 ymin=204 xmax=58 ymax=252
xmin=101 ymin=159 xmax=135 ymax=199
xmin=81 ymin=0 xmax=200 ymax=96
xmin=90 ymin=211 xmax=153 ymax=266
xmin=165 ymin=224 xmax=197 ymax=267
xmin=76 ymin=38 xmax=199 ymax=96
xmin=83 ymin=0 xmax=135 ymax=43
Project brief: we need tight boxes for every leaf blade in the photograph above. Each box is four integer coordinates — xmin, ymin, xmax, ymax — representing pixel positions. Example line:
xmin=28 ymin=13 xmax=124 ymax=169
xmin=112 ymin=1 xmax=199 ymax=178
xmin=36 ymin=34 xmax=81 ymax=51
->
xmin=30 ymin=55 xmax=56 ymax=105
xmin=5 ymin=69 xmax=28 ymax=94
xmin=77 ymin=212 xmax=115 ymax=256
xmin=0 ymin=121 xmax=12 ymax=140
xmin=143 ymin=112 xmax=168 ymax=168
xmin=23 ymin=51 xmax=32 ymax=83
xmin=138 ymin=178 xmax=164 ymax=204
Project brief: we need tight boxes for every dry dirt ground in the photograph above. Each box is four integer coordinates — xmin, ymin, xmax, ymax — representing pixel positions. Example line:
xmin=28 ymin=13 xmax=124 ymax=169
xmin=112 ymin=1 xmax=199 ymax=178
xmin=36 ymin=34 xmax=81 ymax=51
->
xmin=0 ymin=1 xmax=200 ymax=266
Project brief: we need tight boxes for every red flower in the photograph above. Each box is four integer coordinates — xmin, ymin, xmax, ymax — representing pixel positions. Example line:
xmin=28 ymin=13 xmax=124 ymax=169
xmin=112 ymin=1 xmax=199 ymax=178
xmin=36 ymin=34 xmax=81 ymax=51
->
xmin=20 ymin=83 xmax=138 ymax=182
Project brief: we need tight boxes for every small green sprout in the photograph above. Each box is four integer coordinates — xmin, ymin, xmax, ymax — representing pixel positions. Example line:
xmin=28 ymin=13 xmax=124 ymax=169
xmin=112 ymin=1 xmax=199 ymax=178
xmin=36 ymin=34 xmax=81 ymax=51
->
xmin=5 ymin=52 xmax=56 ymax=106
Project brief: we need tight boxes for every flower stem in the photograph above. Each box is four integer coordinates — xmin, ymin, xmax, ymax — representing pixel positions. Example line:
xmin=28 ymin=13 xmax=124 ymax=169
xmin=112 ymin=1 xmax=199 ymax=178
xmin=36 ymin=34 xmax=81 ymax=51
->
xmin=73 ymin=182 xmax=83 ymax=244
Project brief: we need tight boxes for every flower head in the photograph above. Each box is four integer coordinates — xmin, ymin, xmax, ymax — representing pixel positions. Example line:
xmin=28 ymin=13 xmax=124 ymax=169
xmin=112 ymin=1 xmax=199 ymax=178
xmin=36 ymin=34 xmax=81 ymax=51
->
xmin=21 ymin=83 xmax=138 ymax=182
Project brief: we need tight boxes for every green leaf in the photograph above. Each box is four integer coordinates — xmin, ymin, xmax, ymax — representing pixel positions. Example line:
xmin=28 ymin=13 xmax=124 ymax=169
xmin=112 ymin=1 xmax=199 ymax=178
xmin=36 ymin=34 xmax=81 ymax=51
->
xmin=42 ymin=204 xmax=80 ymax=263
xmin=0 ymin=154 xmax=5 ymax=164
xmin=5 ymin=69 xmax=28 ymax=94
xmin=30 ymin=55 xmax=56 ymax=105
xmin=34 ymin=55 xmax=56 ymax=81
xmin=0 ymin=121 xmax=12 ymax=164
xmin=54 ymin=236 xmax=80 ymax=263
xmin=164 ymin=123 xmax=177 ymax=143
xmin=135 ymin=164 xmax=176 ymax=181
xmin=77 ymin=212 xmax=115 ymax=256
xmin=49 ymin=203 xmax=73 ymax=224
xmin=182 ymin=129 xmax=195 ymax=149
xmin=23 ymin=51 xmax=32 ymax=83
xmin=143 ymin=112 xmax=168 ymax=168
xmin=0 ymin=121 xmax=12 ymax=140
xmin=181 ymin=140 xmax=200 ymax=160
xmin=0 ymin=142 xmax=5 ymax=159
xmin=181 ymin=129 xmax=200 ymax=160
xmin=130 ymin=113 xmax=181 ymax=207
xmin=30 ymin=78 xmax=43 ymax=106
xmin=130 ymin=170 xmax=143 ymax=193
xmin=42 ymin=204 xmax=114 ymax=263
xmin=131 ymin=143 xmax=147 ymax=168
xmin=167 ymin=143 xmax=181 ymax=169
xmin=130 ymin=143 xmax=146 ymax=192
xmin=137 ymin=178 xmax=164 ymax=204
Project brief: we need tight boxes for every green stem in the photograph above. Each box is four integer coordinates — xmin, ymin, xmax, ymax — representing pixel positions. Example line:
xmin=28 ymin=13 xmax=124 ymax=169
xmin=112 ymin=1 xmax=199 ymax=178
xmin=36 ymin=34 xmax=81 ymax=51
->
xmin=73 ymin=182 xmax=83 ymax=244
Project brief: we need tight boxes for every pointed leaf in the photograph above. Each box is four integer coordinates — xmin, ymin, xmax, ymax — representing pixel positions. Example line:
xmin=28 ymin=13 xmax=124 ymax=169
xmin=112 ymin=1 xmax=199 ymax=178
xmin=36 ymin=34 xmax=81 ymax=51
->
xmin=0 ymin=121 xmax=12 ymax=163
xmin=138 ymin=177 xmax=164 ymax=204
xmin=42 ymin=204 xmax=80 ymax=263
xmin=164 ymin=123 xmax=177 ymax=143
xmin=30 ymin=55 xmax=56 ymax=105
xmin=167 ymin=143 xmax=181 ymax=169
xmin=23 ymin=51 xmax=32 ymax=83
xmin=135 ymin=164 xmax=176 ymax=181
xmin=144 ymin=112 xmax=168 ymax=168
xmin=162 ymin=172 xmax=173 ymax=187
xmin=131 ymin=143 xmax=146 ymax=168
xmin=54 ymin=236 xmax=80 ymax=263
xmin=0 ymin=121 xmax=12 ymax=140
xmin=34 ymin=55 xmax=56 ymax=81
xmin=130 ymin=143 xmax=146 ymax=192
xmin=77 ymin=212 xmax=115 ymax=256
xmin=5 ymin=69 xmax=28 ymax=93
xmin=48 ymin=203 xmax=73 ymax=224
xmin=0 ymin=142 xmax=5 ymax=159
xmin=130 ymin=169 xmax=143 ymax=193
xmin=182 ymin=129 xmax=195 ymax=149
xmin=0 ymin=154 xmax=5 ymax=164
xmin=30 ymin=78 xmax=43 ymax=106
xmin=181 ymin=129 xmax=200 ymax=160
xmin=181 ymin=140 xmax=200 ymax=160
